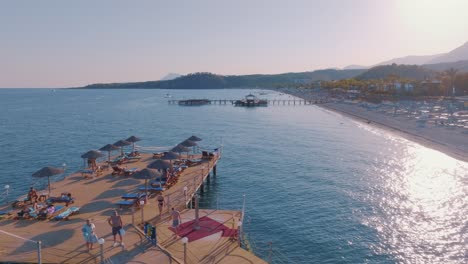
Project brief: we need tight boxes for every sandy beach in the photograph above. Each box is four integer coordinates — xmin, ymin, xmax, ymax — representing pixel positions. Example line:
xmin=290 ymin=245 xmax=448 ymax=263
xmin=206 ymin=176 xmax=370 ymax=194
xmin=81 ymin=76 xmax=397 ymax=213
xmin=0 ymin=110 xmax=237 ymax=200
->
xmin=278 ymin=88 xmax=468 ymax=163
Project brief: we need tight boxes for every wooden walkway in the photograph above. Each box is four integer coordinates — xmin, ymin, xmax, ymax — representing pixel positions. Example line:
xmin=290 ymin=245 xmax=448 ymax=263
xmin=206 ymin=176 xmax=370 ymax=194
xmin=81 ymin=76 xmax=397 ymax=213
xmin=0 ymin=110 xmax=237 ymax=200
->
xmin=0 ymin=151 xmax=265 ymax=264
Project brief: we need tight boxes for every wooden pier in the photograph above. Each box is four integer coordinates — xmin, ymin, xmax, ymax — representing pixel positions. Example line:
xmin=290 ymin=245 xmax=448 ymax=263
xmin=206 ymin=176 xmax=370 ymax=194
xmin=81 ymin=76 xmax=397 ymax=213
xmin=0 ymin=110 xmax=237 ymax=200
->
xmin=169 ymin=98 xmax=324 ymax=105
xmin=0 ymin=150 xmax=265 ymax=263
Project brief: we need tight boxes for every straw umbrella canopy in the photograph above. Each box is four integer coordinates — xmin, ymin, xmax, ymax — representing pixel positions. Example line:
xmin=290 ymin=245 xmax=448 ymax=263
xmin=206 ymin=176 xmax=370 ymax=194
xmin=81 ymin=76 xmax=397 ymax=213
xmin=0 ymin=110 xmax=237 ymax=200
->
xmin=99 ymin=144 xmax=120 ymax=163
xmin=132 ymin=168 xmax=162 ymax=194
xmin=81 ymin=150 xmax=105 ymax=159
xmin=180 ymin=140 xmax=197 ymax=147
xmin=161 ymin=151 xmax=180 ymax=160
xmin=187 ymin=135 xmax=202 ymax=142
xmin=171 ymin=144 xmax=190 ymax=154
xmin=81 ymin=150 xmax=105 ymax=168
xmin=114 ymin=140 xmax=132 ymax=155
xmin=180 ymin=139 xmax=197 ymax=155
xmin=125 ymin=135 xmax=142 ymax=152
xmin=147 ymin=159 xmax=171 ymax=172
xmin=32 ymin=166 xmax=65 ymax=194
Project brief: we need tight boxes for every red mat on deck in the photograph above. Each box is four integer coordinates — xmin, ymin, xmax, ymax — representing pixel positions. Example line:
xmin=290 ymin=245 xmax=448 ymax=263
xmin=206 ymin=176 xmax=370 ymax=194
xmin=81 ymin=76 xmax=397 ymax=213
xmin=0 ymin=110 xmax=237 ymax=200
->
xmin=168 ymin=216 xmax=237 ymax=242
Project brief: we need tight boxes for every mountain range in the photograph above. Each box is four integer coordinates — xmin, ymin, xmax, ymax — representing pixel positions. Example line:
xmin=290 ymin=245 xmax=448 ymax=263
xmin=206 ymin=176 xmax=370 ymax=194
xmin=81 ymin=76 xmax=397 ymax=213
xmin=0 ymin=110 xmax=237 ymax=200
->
xmin=376 ymin=41 xmax=468 ymax=66
xmin=82 ymin=41 xmax=468 ymax=89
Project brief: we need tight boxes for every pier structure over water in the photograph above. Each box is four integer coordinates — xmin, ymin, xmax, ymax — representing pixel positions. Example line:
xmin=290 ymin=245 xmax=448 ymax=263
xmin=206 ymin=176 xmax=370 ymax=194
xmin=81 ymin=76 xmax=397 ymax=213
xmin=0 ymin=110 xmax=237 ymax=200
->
xmin=169 ymin=98 xmax=325 ymax=105
xmin=0 ymin=147 xmax=266 ymax=263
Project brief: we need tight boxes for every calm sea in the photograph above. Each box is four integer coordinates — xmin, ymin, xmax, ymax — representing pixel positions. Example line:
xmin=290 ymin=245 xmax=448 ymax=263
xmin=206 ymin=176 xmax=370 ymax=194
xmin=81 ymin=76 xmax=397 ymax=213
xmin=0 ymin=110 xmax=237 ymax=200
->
xmin=0 ymin=88 xmax=466 ymax=263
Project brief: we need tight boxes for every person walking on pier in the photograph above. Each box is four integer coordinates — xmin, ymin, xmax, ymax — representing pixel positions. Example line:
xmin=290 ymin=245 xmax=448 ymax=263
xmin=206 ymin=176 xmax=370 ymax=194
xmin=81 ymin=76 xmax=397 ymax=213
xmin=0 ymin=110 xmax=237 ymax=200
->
xmin=82 ymin=219 xmax=98 ymax=252
xmin=156 ymin=194 xmax=164 ymax=216
xmin=108 ymin=210 xmax=124 ymax=248
xmin=171 ymin=208 xmax=182 ymax=237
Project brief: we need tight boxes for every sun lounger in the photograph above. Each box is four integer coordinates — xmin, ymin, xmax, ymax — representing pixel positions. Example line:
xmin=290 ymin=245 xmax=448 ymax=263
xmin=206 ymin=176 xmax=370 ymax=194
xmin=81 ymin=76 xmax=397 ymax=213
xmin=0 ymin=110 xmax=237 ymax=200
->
xmin=149 ymin=180 xmax=166 ymax=186
xmin=0 ymin=210 xmax=12 ymax=219
xmin=116 ymin=193 xmax=147 ymax=208
xmin=80 ymin=169 xmax=94 ymax=176
xmin=138 ymin=186 xmax=164 ymax=192
xmin=121 ymin=193 xmax=146 ymax=199
xmin=54 ymin=206 xmax=80 ymax=221
xmin=34 ymin=205 xmax=66 ymax=220
xmin=124 ymin=167 xmax=138 ymax=176
xmin=111 ymin=156 xmax=127 ymax=165
xmin=125 ymin=155 xmax=141 ymax=162
xmin=0 ymin=210 xmax=12 ymax=215
xmin=46 ymin=196 xmax=74 ymax=206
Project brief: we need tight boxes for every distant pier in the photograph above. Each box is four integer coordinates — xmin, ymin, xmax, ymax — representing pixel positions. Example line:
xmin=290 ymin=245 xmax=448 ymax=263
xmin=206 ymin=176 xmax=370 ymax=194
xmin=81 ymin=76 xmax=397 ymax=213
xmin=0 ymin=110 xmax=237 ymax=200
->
xmin=169 ymin=99 xmax=325 ymax=105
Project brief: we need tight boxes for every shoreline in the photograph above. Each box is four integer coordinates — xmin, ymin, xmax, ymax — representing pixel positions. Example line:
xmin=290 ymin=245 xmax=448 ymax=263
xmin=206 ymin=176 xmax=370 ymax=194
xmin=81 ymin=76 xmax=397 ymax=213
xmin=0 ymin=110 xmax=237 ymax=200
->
xmin=278 ymin=88 xmax=468 ymax=163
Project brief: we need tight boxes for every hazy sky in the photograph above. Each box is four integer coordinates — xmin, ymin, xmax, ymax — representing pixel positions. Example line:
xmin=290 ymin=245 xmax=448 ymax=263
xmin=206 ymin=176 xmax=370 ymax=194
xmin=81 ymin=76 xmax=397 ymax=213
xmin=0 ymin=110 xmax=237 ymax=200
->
xmin=1 ymin=0 xmax=468 ymax=88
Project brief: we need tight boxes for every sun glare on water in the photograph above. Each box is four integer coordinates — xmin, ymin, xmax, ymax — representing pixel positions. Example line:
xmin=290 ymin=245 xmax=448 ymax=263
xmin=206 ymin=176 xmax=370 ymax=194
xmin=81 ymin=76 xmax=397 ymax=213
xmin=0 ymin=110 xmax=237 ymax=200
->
xmin=371 ymin=142 xmax=467 ymax=262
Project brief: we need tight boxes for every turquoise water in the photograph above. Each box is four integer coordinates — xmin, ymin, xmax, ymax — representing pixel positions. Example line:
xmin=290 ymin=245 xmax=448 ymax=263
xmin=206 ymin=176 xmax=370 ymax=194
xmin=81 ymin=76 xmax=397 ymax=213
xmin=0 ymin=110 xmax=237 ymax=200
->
xmin=0 ymin=89 xmax=466 ymax=263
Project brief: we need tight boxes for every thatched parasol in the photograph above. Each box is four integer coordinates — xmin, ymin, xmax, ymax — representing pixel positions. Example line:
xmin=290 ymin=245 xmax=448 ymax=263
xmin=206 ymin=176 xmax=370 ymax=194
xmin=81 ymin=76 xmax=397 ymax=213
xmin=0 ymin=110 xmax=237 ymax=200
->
xmin=32 ymin=166 xmax=65 ymax=194
xmin=99 ymin=144 xmax=120 ymax=163
xmin=114 ymin=140 xmax=131 ymax=155
xmin=125 ymin=136 xmax=142 ymax=151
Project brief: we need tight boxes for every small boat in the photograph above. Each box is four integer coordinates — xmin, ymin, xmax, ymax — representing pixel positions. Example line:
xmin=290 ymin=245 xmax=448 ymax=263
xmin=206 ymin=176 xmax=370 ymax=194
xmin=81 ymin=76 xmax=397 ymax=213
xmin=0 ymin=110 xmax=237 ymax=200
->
xmin=234 ymin=94 xmax=268 ymax=107
xmin=164 ymin=93 xmax=172 ymax=98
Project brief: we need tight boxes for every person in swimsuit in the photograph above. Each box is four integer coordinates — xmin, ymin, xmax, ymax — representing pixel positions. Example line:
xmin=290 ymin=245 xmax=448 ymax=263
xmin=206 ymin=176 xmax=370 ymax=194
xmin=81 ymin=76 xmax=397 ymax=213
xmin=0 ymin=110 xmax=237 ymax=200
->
xmin=27 ymin=187 xmax=38 ymax=203
xmin=156 ymin=194 xmax=164 ymax=216
xmin=107 ymin=210 xmax=124 ymax=247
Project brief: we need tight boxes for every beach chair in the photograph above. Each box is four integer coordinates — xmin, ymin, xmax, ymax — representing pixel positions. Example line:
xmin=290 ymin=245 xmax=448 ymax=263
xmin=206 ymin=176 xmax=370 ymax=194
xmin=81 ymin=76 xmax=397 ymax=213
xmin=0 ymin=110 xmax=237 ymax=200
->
xmin=116 ymin=193 xmax=147 ymax=209
xmin=138 ymin=186 xmax=164 ymax=193
xmin=46 ymin=195 xmax=74 ymax=206
xmin=30 ymin=205 xmax=65 ymax=220
xmin=153 ymin=152 xmax=164 ymax=159
xmin=54 ymin=206 xmax=80 ymax=221
xmin=0 ymin=210 xmax=12 ymax=220
xmin=80 ymin=169 xmax=94 ymax=178
xmin=124 ymin=167 xmax=138 ymax=176
xmin=150 ymin=181 xmax=166 ymax=187
xmin=121 ymin=193 xmax=146 ymax=200
xmin=125 ymin=155 xmax=141 ymax=162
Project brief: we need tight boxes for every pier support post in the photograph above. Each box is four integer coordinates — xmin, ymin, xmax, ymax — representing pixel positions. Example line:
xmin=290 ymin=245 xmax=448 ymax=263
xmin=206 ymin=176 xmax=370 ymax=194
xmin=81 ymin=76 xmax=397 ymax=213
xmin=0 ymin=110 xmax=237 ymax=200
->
xmin=183 ymin=186 xmax=188 ymax=208
xmin=182 ymin=238 xmax=188 ymax=264
xmin=213 ymin=165 xmax=217 ymax=176
xmin=141 ymin=204 xmax=144 ymax=224
xmin=194 ymin=195 xmax=200 ymax=230
xmin=37 ymin=241 xmax=42 ymax=264
xmin=98 ymin=239 xmax=105 ymax=264
xmin=207 ymin=174 xmax=210 ymax=183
